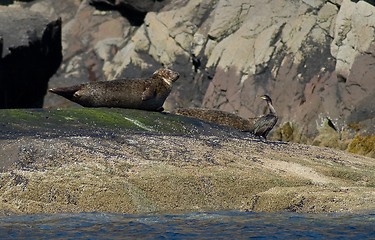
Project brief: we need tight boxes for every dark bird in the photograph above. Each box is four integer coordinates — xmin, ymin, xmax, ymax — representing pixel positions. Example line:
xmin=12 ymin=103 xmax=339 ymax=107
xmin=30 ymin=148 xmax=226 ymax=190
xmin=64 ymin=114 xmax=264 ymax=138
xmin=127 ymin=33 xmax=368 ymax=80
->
xmin=251 ymin=95 xmax=278 ymax=140
xmin=326 ymin=117 xmax=338 ymax=132
xmin=191 ymin=53 xmax=201 ymax=72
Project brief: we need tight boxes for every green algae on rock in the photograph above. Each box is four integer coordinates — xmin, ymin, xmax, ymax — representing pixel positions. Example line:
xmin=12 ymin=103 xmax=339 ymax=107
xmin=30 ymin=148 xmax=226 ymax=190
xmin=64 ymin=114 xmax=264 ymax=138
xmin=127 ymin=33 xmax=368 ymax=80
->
xmin=0 ymin=108 xmax=211 ymax=138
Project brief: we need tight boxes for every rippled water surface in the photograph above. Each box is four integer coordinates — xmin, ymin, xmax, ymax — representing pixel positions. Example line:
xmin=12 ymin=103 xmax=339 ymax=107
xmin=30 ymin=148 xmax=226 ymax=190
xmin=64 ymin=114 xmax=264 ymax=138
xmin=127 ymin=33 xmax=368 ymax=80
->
xmin=1 ymin=211 xmax=374 ymax=239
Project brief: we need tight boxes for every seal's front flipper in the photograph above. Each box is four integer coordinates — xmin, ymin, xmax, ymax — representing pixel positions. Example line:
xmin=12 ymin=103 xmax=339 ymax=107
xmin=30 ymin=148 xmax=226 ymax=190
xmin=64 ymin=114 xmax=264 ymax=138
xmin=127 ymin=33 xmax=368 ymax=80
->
xmin=156 ymin=107 xmax=164 ymax=112
xmin=142 ymin=86 xmax=156 ymax=101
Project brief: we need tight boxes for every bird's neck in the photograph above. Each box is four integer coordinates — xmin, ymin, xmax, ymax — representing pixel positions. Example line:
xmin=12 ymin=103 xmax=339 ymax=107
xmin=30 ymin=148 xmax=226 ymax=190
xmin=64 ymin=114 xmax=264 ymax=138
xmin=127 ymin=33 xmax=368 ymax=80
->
xmin=267 ymin=101 xmax=277 ymax=115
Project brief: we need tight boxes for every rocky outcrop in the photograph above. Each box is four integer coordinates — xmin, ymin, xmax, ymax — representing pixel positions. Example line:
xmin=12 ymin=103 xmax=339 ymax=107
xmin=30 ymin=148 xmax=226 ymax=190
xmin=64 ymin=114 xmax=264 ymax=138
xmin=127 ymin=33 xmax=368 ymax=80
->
xmin=0 ymin=108 xmax=374 ymax=215
xmin=0 ymin=7 xmax=62 ymax=108
xmin=3 ymin=0 xmax=374 ymax=154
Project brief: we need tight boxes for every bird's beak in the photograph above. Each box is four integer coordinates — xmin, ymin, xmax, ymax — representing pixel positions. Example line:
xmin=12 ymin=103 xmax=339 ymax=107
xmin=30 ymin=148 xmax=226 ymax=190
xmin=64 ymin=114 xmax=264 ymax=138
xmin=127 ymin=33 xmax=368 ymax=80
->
xmin=260 ymin=96 xmax=266 ymax=100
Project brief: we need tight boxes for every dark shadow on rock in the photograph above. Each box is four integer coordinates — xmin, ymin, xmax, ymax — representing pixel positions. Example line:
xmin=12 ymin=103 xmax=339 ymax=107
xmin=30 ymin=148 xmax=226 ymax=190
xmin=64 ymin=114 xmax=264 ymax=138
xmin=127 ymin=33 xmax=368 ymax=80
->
xmin=0 ymin=18 xmax=62 ymax=108
xmin=0 ymin=0 xmax=14 ymax=6
xmin=351 ymin=0 xmax=375 ymax=6
xmin=89 ymin=0 xmax=169 ymax=26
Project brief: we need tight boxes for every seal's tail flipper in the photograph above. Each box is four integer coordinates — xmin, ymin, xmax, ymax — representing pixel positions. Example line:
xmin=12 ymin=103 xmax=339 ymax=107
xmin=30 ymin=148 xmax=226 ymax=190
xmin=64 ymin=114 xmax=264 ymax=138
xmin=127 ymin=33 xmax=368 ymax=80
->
xmin=49 ymin=85 xmax=82 ymax=100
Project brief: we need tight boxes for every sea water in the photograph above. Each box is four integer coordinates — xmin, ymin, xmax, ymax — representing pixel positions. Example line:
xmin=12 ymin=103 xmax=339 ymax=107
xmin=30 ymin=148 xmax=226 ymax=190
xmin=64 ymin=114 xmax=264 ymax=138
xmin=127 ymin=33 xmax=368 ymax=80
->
xmin=0 ymin=211 xmax=374 ymax=239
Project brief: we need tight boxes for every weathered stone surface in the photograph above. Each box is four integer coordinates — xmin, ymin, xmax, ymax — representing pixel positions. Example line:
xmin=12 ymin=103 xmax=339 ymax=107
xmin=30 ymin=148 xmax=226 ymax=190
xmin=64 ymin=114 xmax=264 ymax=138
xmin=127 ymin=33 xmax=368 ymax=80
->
xmin=330 ymin=0 xmax=375 ymax=136
xmin=0 ymin=7 xmax=62 ymax=108
xmin=201 ymin=0 xmax=340 ymax=136
xmin=1 ymin=109 xmax=375 ymax=214
xmin=0 ymin=108 xmax=374 ymax=216
xmin=27 ymin=0 xmax=80 ymax=24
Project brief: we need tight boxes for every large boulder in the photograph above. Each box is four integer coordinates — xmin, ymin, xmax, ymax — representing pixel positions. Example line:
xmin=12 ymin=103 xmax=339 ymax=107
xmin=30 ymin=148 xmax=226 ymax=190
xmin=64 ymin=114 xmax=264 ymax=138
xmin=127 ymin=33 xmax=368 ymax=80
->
xmin=0 ymin=7 xmax=62 ymax=108
xmin=0 ymin=108 xmax=374 ymax=215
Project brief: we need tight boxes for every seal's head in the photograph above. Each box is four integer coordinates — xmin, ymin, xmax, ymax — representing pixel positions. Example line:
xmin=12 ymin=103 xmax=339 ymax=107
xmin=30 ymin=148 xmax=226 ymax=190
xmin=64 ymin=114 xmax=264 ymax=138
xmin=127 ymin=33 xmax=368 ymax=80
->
xmin=153 ymin=68 xmax=180 ymax=87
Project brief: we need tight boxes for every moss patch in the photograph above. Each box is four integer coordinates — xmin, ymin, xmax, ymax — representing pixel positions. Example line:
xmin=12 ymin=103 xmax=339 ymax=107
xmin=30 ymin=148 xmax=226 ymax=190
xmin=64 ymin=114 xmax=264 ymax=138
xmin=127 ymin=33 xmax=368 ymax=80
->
xmin=275 ymin=122 xmax=295 ymax=142
xmin=128 ymin=165 xmax=305 ymax=213
xmin=348 ymin=135 xmax=375 ymax=158
xmin=320 ymin=168 xmax=374 ymax=187
xmin=253 ymin=186 xmax=375 ymax=213
xmin=0 ymin=108 xmax=207 ymax=138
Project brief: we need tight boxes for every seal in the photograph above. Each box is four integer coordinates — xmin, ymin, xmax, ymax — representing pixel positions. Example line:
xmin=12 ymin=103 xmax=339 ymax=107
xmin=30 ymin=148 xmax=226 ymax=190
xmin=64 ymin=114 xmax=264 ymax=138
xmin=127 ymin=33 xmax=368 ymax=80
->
xmin=173 ymin=108 xmax=257 ymax=131
xmin=49 ymin=68 xmax=179 ymax=111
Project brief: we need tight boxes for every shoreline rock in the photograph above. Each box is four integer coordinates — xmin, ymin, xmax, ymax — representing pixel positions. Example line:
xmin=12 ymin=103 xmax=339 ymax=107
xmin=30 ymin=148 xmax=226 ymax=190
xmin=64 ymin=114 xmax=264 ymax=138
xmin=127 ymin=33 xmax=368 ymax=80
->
xmin=0 ymin=108 xmax=374 ymax=216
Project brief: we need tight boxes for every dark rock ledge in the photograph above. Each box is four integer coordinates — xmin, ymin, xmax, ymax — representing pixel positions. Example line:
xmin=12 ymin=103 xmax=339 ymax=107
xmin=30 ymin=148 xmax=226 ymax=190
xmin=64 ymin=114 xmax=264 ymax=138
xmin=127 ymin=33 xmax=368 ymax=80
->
xmin=0 ymin=108 xmax=374 ymax=216
xmin=0 ymin=7 xmax=62 ymax=109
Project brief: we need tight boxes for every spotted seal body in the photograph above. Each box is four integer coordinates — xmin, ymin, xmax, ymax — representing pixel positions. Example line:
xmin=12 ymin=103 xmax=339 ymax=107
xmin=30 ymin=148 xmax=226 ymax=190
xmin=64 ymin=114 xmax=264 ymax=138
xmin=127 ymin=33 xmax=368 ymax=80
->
xmin=174 ymin=108 xmax=257 ymax=131
xmin=49 ymin=68 xmax=179 ymax=111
